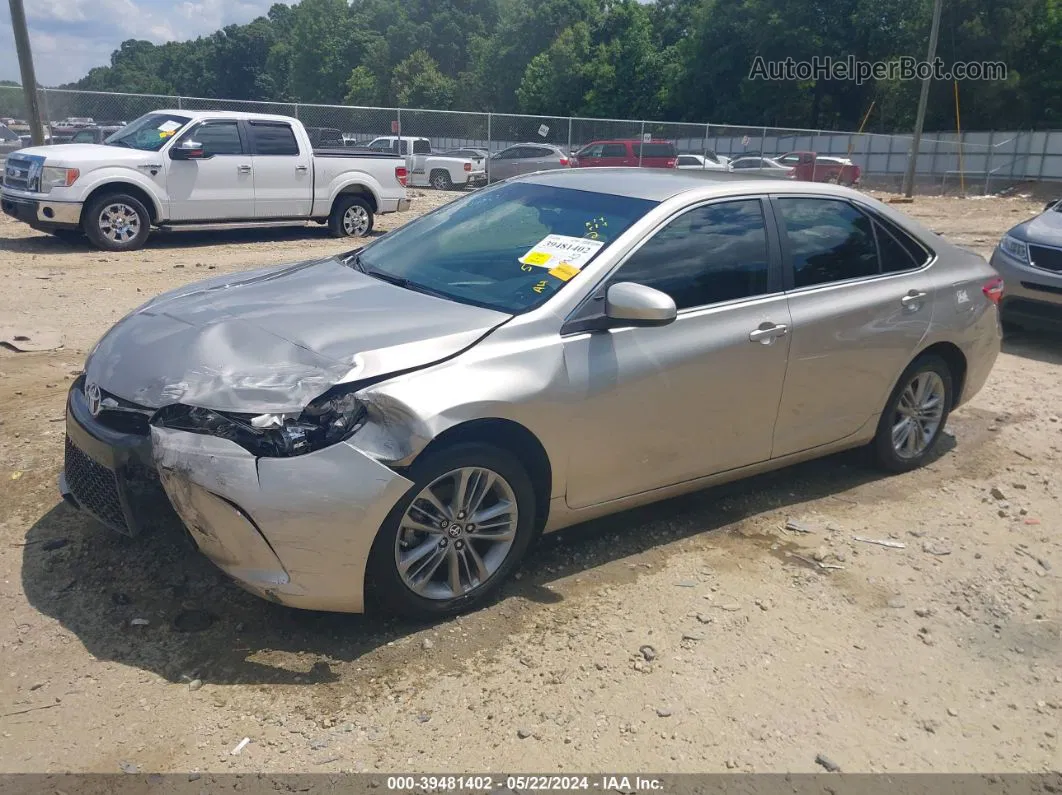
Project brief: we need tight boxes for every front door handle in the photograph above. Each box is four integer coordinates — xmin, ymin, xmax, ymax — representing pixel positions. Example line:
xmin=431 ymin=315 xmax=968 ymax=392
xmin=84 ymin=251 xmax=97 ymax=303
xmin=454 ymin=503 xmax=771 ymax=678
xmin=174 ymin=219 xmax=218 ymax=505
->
xmin=749 ymin=324 xmax=789 ymax=343
xmin=901 ymin=290 xmax=928 ymax=309
xmin=295 ymin=165 xmax=309 ymax=172
xmin=237 ymin=164 xmax=252 ymax=173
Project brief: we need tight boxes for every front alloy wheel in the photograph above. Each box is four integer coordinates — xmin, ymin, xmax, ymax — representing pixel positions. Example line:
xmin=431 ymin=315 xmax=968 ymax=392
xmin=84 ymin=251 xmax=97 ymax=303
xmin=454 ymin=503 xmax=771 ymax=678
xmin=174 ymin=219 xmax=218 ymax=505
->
xmin=367 ymin=442 xmax=536 ymax=618
xmin=395 ymin=467 xmax=518 ymax=600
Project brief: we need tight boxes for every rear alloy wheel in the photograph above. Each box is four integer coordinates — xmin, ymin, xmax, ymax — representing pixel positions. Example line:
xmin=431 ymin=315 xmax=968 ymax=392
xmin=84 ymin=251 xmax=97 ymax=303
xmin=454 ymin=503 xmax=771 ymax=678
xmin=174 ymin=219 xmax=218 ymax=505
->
xmin=872 ymin=355 xmax=954 ymax=473
xmin=83 ymin=193 xmax=151 ymax=251
xmin=430 ymin=170 xmax=454 ymax=190
xmin=328 ymin=195 xmax=374 ymax=238
xmin=367 ymin=442 xmax=536 ymax=619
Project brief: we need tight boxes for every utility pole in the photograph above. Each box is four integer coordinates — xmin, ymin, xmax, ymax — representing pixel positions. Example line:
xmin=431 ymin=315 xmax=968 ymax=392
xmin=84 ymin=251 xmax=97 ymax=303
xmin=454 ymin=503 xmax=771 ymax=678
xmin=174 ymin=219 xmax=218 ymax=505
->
xmin=902 ymin=0 xmax=944 ymax=198
xmin=8 ymin=0 xmax=45 ymax=145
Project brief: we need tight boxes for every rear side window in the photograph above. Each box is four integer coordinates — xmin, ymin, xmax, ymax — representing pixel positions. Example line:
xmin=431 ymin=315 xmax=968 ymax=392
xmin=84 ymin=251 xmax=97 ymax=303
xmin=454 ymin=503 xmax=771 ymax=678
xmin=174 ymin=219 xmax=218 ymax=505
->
xmin=602 ymin=143 xmax=629 ymax=157
xmin=636 ymin=143 xmax=677 ymax=158
xmin=874 ymin=215 xmax=932 ymax=270
xmin=413 ymin=139 xmax=431 ymax=154
xmin=778 ymin=198 xmax=878 ymax=287
xmin=677 ymin=156 xmax=700 ymax=166
xmin=193 ymin=122 xmax=244 ymax=156
xmin=249 ymin=122 xmax=299 ymax=156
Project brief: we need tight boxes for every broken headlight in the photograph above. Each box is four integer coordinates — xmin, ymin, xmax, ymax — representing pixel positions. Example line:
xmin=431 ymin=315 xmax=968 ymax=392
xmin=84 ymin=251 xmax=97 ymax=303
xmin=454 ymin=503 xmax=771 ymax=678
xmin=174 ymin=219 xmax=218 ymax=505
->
xmin=152 ymin=388 xmax=368 ymax=458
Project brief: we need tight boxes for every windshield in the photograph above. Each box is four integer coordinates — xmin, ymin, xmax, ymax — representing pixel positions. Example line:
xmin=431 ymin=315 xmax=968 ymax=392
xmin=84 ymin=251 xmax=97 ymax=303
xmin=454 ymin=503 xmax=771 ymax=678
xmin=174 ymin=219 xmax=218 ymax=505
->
xmin=355 ymin=181 xmax=657 ymax=314
xmin=104 ymin=112 xmax=191 ymax=151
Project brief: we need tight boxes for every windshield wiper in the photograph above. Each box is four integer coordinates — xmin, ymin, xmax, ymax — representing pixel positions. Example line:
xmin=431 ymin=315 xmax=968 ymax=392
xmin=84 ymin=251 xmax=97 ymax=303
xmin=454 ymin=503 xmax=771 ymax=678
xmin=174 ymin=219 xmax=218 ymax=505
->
xmin=344 ymin=251 xmax=454 ymax=301
xmin=107 ymin=139 xmax=133 ymax=149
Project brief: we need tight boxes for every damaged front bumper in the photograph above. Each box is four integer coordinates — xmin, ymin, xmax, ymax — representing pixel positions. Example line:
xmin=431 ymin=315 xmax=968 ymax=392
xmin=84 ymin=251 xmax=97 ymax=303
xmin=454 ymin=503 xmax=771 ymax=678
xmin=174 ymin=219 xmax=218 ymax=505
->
xmin=150 ymin=426 xmax=414 ymax=613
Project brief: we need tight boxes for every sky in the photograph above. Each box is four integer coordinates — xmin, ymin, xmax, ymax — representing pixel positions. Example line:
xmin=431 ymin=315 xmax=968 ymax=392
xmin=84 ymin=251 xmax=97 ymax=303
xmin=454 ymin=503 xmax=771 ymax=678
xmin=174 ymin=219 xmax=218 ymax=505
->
xmin=0 ymin=0 xmax=277 ymax=86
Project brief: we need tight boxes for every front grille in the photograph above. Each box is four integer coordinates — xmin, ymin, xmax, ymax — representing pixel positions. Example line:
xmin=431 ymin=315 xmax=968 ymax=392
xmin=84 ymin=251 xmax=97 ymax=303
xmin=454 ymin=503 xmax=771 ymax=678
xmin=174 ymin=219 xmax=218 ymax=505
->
xmin=1028 ymin=245 xmax=1062 ymax=274
xmin=64 ymin=437 xmax=129 ymax=535
xmin=74 ymin=379 xmax=153 ymax=436
xmin=3 ymin=154 xmax=41 ymax=192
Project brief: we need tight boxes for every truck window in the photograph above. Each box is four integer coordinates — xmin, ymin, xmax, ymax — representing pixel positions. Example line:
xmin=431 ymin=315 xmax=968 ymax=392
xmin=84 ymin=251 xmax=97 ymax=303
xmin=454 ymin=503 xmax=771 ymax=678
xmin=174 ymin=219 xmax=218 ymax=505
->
xmin=399 ymin=141 xmax=410 ymax=155
xmin=188 ymin=121 xmax=244 ymax=156
xmin=413 ymin=139 xmax=431 ymax=154
xmin=249 ymin=122 xmax=299 ymax=156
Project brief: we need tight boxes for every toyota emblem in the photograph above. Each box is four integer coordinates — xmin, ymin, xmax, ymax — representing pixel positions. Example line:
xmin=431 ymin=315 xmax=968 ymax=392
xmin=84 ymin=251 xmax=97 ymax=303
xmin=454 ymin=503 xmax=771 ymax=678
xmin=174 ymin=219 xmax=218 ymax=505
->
xmin=86 ymin=382 xmax=102 ymax=417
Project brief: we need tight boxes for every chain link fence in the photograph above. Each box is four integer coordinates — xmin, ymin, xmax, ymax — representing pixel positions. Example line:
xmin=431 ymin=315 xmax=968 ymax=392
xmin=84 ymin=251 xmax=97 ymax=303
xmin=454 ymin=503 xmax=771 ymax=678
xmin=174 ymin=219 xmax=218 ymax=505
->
xmin=3 ymin=84 xmax=1062 ymax=193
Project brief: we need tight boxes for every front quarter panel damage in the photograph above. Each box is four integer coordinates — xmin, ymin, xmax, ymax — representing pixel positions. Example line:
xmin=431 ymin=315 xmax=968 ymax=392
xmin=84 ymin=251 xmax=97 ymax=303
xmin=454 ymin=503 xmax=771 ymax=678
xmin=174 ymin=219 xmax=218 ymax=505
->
xmin=352 ymin=326 xmax=573 ymax=499
xmin=151 ymin=426 xmax=414 ymax=613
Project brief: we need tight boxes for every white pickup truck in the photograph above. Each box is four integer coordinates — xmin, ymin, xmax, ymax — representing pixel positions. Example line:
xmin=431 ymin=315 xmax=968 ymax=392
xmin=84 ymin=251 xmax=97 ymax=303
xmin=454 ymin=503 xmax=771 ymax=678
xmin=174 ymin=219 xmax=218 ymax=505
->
xmin=1 ymin=109 xmax=411 ymax=251
xmin=365 ymin=136 xmax=486 ymax=190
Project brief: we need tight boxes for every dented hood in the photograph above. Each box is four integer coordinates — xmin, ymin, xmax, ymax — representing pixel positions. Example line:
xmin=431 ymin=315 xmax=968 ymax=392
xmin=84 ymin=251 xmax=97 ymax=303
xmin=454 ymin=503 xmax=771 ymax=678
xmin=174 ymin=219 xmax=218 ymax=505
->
xmin=85 ymin=256 xmax=511 ymax=413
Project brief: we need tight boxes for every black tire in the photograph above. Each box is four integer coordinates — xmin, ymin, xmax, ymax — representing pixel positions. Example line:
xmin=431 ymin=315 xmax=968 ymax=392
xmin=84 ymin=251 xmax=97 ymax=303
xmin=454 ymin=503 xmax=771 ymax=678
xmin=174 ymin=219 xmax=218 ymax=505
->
xmin=366 ymin=442 xmax=538 ymax=620
xmin=429 ymin=170 xmax=454 ymax=190
xmin=871 ymin=354 xmax=954 ymax=473
xmin=328 ymin=195 xmax=374 ymax=238
xmin=82 ymin=192 xmax=151 ymax=252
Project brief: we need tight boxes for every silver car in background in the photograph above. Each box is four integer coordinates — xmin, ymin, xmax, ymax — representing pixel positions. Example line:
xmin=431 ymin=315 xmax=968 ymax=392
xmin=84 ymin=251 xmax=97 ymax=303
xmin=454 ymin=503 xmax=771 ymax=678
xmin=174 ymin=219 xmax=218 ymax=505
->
xmin=729 ymin=156 xmax=794 ymax=177
xmin=990 ymin=198 xmax=1062 ymax=331
xmin=487 ymin=143 xmax=571 ymax=182
xmin=60 ymin=170 xmax=1001 ymax=619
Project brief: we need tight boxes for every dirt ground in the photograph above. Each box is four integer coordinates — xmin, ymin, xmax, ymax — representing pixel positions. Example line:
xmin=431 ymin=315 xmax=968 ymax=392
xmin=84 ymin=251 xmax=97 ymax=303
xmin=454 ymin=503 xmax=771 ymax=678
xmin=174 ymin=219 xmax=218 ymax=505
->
xmin=0 ymin=189 xmax=1058 ymax=775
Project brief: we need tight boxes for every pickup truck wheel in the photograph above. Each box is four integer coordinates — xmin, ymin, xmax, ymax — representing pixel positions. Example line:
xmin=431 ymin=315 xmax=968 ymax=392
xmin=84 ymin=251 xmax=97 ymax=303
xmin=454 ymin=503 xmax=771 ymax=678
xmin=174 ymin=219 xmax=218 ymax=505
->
xmin=430 ymin=170 xmax=454 ymax=190
xmin=83 ymin=193 xmax=150 ymax=252
xmin=329 ymin=195 xmax=374 ymax=238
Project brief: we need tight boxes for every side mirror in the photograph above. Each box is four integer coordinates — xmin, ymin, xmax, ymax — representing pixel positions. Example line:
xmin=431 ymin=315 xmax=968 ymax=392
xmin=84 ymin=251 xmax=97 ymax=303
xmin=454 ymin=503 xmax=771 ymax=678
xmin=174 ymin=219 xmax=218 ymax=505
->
xmin=604 ymin=282 xmax=677 ymax=327
xmin=170 ymin=139 xmax=205 ymax=160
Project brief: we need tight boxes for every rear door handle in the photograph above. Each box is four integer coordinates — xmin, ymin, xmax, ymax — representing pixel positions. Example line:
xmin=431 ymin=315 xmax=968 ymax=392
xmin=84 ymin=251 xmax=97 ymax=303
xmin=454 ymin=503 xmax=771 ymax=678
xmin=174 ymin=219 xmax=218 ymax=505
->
xmin=901 ymin=291 xmax=928 ymax=308
xmin=237 ymin=164 xmax=252 ymax=173
xmin=295 ymin=165 xmax=309 ymax=172
xmin=749 ymin=324 xmax=788 ymax=343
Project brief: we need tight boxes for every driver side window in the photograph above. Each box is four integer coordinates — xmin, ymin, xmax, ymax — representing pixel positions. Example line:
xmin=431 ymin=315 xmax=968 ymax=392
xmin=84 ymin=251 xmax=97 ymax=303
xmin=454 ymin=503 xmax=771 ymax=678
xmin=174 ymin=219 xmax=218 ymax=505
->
xmin=178 ymin=121 xmax=243 ymax=156
xmin=610 ymin=199 xmax=772 ymax=310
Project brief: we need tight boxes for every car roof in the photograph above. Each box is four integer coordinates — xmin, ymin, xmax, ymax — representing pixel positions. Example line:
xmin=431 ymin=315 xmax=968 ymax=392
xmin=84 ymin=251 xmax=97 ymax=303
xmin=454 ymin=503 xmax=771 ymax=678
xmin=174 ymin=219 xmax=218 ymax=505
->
xmin=153 ymin=108 xmax=301 ymax=124
xmin=520 ymin=167 xmax=862 ymax=201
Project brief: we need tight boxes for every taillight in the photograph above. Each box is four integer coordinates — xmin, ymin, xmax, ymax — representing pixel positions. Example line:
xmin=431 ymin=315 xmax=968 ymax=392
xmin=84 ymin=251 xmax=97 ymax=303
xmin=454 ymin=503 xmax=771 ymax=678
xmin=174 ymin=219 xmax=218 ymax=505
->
xmin=395 ymin=166 xmax=408 ymax=186
xmin=559 ymin=157 xmax=569 ymax=166
xmin=983 ymin=277 xmax=1005 ymax=305
xmin=463 ymin=162 xmax=471 ymax=172
xmin=666 ymin=158 xmax=676 ymax=168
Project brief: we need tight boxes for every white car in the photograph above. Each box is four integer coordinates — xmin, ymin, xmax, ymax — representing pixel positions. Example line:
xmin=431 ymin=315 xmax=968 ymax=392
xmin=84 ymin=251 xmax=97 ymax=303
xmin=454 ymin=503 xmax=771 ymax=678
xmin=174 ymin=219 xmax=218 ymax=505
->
xmin=676 ymin=153 xmax=730 ymax=171
xmin=366 ymin=136 xmax=486 ymax=190
xmin=1 ymin=110 xmax=411 ymax=251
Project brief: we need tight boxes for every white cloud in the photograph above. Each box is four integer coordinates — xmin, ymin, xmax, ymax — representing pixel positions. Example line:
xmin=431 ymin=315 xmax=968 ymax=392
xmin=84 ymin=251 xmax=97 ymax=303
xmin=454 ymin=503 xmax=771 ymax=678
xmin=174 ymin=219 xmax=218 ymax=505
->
xmin=0 ymin=0 xmax=276 ymax=85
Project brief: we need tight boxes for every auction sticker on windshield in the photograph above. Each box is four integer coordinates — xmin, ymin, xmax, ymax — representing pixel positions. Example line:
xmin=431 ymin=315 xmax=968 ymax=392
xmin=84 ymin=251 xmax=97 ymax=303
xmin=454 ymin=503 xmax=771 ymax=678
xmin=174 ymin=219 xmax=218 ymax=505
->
xmin=519 ymin=235 xmax=604 ymax=270
xmin=158 ymin=120 xmax=182 ymax=132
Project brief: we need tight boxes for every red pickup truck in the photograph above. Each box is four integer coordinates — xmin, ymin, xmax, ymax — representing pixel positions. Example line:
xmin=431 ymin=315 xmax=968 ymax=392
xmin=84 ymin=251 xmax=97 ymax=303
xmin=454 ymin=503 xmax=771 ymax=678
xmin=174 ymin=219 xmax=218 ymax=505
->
xmin=776 ymin=152 xmax=861 ymax=186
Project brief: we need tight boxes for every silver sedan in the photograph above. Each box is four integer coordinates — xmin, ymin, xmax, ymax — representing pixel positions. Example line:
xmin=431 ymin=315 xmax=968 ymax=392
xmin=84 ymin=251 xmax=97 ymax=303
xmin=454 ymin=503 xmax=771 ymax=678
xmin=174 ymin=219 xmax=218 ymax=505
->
xmin=60 ymin=169 xmax=1002 ymax=618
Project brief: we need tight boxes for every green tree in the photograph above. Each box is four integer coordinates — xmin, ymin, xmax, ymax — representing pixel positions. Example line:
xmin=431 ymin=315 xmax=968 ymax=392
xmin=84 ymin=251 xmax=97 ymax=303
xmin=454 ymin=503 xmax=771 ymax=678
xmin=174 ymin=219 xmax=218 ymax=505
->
xmin=344 ymin=66 xmax=380 ymax=105
xmin=516 ymin=23 xmax=592 ymax=116
xmin=390 ymin=50 xmax=455 ymax=108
